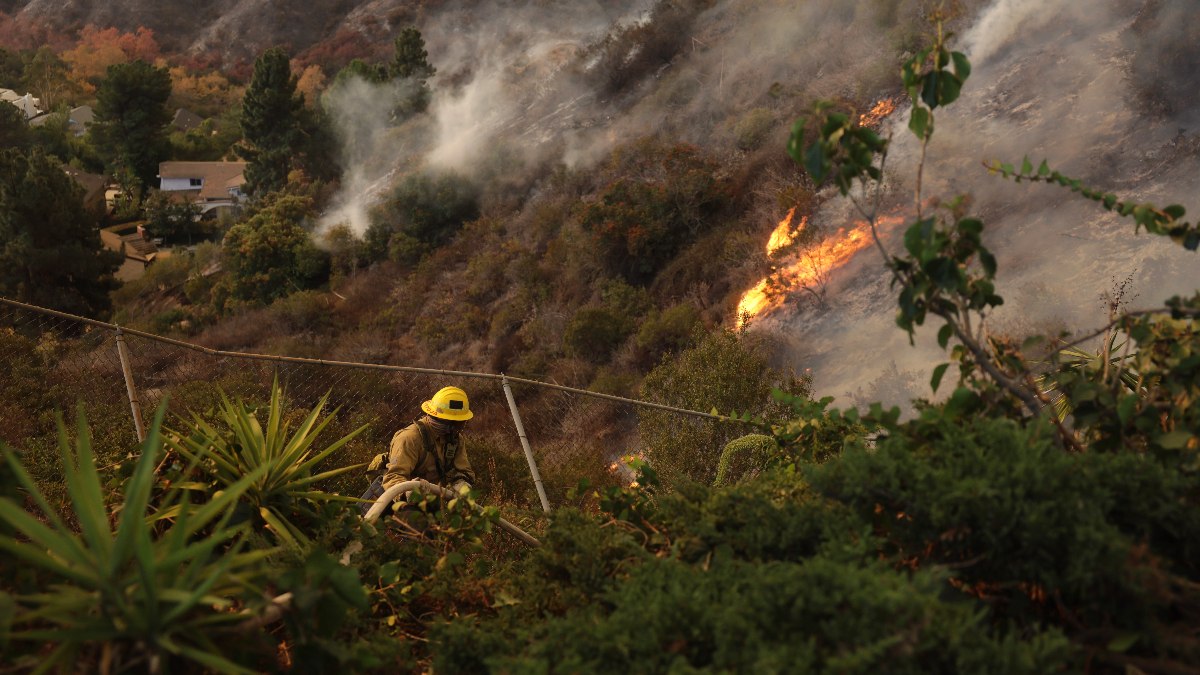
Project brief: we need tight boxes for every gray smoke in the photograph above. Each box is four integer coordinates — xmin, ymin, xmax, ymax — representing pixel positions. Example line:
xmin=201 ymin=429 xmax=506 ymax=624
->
xmin=770 ymin=0 xmax=1200 ymax=409
xmin=317 ymin=0 xmax=1200 ymax=413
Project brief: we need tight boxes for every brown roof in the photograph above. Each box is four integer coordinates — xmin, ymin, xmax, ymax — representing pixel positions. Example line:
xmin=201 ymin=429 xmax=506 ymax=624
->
xmin=158 ymin=161 xmax=247 ymax=201
xmin=64 ymin=168 xmax=105 ymax=205
xmin=100 ymin=225 xmax=158 ymax=263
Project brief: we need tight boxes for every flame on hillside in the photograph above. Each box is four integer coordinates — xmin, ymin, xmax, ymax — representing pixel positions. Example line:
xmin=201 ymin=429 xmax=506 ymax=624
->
xmin=859 ymin=97 xmax=899 ymax=127
xmin=766 ymin=206 xmax=803 ymax=255
xmin=737 ymin=214 xmax=906 ymax=320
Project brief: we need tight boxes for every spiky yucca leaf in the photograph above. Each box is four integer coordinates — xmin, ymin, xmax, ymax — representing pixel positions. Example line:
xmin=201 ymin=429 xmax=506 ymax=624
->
xmin=1035 ymin=334 xmax=1142 ymax=421
xmin=0 ymin=404 xmax=273 ymax=674
xmin=166 ymin=379 xmax=368 ymax=548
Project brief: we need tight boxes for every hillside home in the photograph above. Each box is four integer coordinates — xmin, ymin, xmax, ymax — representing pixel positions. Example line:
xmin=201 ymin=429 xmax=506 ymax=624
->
xmin=68 ymin=105 xmax=94 ymax=136
xmin=100 ymin=223 xmax=162 ymax=282
xmin=171 ymin=108 xmax=204 ymax=132
xmin=0 ymin=88 xmax=42 ymax=119
xmin=158 ymin=161 xmax=247 ymax=214
xmin=63 ymin=167 xmax=106 ymax=215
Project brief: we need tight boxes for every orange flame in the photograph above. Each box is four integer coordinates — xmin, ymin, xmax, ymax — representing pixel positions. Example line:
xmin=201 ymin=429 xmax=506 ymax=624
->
xmin=859 ymin=97 xmax=899 ymax=127
xmin=766 ymin=207 xmax=803 ymax=256
xmin=737 ymin=214 xmax=906 ymax=320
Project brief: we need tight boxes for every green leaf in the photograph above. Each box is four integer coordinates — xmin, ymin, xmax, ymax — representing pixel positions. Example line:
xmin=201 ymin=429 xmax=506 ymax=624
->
xmin=1107 ymin=633 xmax=1139 ymax=653
xmin=1116 ymin=394 xmax=1138 ymax=426
xmin=909 ymin=107 xmax=930 ymax=139
xmin=1037 ymin=159 xmax=1050 ymax=176
xmin=1157 ymin=430 xmax=1193 ymax=450
xmin=930 ymin=363 xmax=951 ymax=393
xmin=950 ymin=51 xmax=971 ymax=81
xmin=937 ymin=324 xmax=954 ymax=349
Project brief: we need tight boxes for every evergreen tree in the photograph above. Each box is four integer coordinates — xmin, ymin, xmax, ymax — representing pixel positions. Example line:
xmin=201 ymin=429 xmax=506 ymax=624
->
xmin=238 ymin=48 xmax=304 ymax=196
xmin=90 ymin=60 xmax=172 ymax=192
xmin=0 ymin=148 xmax=120 ymax=318
xmin=0 ymin=102 xmax=32 ymax=152
xmin=388 ymin=27 xmax=436 ymax=117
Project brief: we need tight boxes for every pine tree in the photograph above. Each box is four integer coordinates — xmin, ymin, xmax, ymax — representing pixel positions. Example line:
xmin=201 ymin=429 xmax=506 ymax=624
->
xmin=388 ymin=27 xmax=436 ymax=117
xmin=238 ymin=48 xmax=304 ymax=196
xmin=0 ymin=148 xmax=120 ymax=318
xmin=90 ymin=60 xmax=172 ymax=192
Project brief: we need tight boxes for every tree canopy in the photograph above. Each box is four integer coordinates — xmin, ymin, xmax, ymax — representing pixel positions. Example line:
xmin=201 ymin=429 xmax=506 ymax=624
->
xmin=0 ymin=148 xmax=120 ymax=317
xmin=90 ymin=59 xmax=172 ymax=192
xmin=238 ymin=47 xmax=305 ymax=196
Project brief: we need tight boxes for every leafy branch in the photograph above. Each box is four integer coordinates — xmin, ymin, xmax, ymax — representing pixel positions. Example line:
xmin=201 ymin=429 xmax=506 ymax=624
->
xmin=986 ymin=158 xmax=1200 ymax=251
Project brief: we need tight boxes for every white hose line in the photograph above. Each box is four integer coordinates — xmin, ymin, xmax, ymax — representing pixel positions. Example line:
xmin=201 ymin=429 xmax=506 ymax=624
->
xmin=364 ymin=478 xmax=541 ymax=547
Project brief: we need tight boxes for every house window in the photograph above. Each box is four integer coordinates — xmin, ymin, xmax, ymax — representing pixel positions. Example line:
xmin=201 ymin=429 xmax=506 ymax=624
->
xmin=189 ymin=178 xmax=202 ymax=187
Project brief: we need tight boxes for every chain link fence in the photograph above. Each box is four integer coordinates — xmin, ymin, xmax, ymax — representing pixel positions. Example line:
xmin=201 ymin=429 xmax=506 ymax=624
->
xmin=0 ymin=297 xmax=730 ymax=512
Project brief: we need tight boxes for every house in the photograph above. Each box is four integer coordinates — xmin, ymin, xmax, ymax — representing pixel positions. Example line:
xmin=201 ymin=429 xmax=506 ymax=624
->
xmin=63 ymin=168 xmax=106 ymax=215
xmin=171 ymin=108 xmax=204 ymax=132
xmin=158 ymin=161 xmax=247 ymax=214
xmin=1 ymin=88 xmax=42 ymax=119
xmin=100 ymin=222 xmax=163 ymax=282
xmin=68 ymin=105 xmax=94 ymax=136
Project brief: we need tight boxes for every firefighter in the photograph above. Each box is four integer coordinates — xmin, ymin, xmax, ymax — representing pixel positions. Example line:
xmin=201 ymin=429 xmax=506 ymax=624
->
xmin=359 ymin=386 xmax=477 ymax=517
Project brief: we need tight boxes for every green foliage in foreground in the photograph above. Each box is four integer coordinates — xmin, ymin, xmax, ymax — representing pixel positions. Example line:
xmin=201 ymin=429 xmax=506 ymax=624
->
xmin=0 ymin=408 xmax=275 ymax=673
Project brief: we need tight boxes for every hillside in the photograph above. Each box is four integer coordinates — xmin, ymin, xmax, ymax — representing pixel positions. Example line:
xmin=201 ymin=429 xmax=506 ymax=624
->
xmin=2 ymin=1 xmax=1200 ymax=672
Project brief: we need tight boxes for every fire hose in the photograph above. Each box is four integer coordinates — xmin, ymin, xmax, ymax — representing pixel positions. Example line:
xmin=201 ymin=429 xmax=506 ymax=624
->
xmin=362 ymin=478 xmax=541 ymax=548
xmin=237 ymin=481 xmax=540 ymax=631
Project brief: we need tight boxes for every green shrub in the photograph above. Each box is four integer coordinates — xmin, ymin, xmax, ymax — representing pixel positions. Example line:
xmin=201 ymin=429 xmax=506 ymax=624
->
xmin=638 ymin=326 xmax=807 ymax=485
xmin=635 ymin=302 xmax=702 ymax=361
xmin=714 ymin=433 xmax=777 ymax=486
xmin=733 ymin=107 xmax=776 ymax=150
xmin=578 ymin=139 xmax=731 ymax=284
xmin=561 ymin=306 xmax=632 ymax=363
xmin=364 ymin=171 xmax=480 ymax=263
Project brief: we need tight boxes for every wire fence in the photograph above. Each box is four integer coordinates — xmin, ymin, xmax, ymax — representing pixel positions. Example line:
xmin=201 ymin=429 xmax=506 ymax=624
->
xmin=0 ymin=296 xmax=739 ymax=512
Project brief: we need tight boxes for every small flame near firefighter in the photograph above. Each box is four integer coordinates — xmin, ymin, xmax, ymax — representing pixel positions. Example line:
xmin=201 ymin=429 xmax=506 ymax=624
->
xmin=609 ymin=454 xmax=645 ymax=488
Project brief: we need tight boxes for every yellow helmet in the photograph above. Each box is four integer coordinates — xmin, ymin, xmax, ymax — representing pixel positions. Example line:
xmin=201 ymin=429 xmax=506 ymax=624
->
xmin=421 ymin=386 xmax=474 ymax=421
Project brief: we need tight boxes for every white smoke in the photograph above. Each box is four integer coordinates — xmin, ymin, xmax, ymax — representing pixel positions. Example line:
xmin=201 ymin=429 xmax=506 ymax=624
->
xmin=771 ymin=0 xmax=1200 ymax=409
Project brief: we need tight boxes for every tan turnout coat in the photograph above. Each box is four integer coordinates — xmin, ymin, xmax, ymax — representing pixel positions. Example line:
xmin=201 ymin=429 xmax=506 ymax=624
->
xmin=380 ymin=418 xmax=476 ymax=491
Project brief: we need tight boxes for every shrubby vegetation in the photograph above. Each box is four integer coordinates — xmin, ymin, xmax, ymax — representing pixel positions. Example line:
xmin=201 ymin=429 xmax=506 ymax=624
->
xmin=4 ymin=7 xmax=1199 ymax=674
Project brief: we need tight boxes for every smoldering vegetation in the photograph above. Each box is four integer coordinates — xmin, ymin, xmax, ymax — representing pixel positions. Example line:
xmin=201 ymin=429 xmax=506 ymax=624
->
xmin=311 ymin=0 xmax=1200 ymax=411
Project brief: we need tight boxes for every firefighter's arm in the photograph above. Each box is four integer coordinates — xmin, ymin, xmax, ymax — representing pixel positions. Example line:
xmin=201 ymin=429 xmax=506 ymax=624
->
xmin=380 ymin=428 xmax=422 ymax=492
xmin=447 ymin=439 xmax=477 ymax=495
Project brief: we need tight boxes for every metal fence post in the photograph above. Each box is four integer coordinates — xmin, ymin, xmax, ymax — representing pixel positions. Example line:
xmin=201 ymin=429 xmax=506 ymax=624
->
xmin=501 ymin=375 xmax=551 ymax=513
xmin=114 ymin=327 xmax=146 ymax=443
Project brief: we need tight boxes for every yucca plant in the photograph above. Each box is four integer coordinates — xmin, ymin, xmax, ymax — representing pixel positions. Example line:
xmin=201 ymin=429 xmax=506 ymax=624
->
xmin=0 ymin=405 xmax=275 ymax=674
xmin=1035 ymin=332 xmax=1142 ymax=421
xmin=166 ymin=381 xmax=368 ymax=549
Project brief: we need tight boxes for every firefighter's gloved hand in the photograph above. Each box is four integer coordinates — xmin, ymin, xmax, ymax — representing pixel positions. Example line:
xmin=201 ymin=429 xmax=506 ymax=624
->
xmin=451 ymin=481 xmax=471 ymax=496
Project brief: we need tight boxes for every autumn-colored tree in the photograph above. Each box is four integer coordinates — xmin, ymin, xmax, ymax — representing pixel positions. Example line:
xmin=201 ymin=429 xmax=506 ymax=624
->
xmin=295 ymin=64 xmax=327 ymax=105
xmin=168 ymin=66 xmax=242 ymax=118
xmin=60 ymin=25 xmax=160 ymax=91
xmin=21 ymin=47 xmax=75 ymax=109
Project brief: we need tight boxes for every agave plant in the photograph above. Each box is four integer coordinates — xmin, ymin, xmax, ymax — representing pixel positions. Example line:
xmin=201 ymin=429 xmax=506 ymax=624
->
xmin=0 ymin=406 xmax=274 ymax=674
xmin=166 ymin=381 xmax=368 ymax=549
